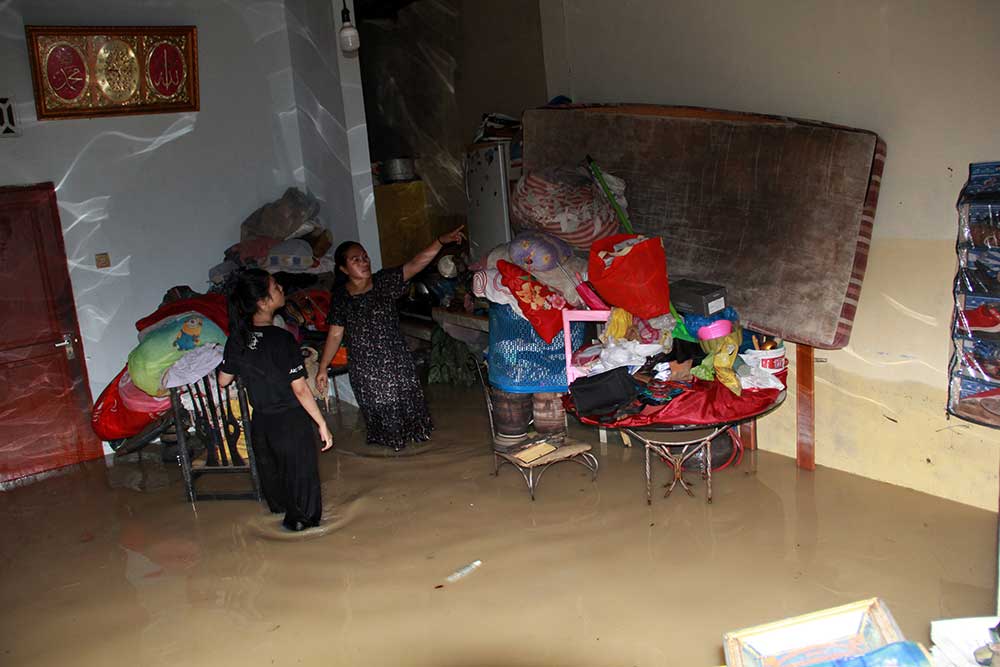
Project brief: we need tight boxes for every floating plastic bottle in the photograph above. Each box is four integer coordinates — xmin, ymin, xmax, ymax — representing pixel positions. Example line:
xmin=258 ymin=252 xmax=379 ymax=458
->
xmin=445 ymin=560 xmax=482 ymax=583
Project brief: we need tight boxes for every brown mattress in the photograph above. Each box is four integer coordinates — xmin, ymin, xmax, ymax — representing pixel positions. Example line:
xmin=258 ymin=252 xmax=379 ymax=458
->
xmin=522 ymin=105 xmax=886 ymax=349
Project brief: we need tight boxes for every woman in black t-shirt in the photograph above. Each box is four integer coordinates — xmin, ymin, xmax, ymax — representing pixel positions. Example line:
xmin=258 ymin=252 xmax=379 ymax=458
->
xmin=219 ymin=269 xmax=333 ymax=531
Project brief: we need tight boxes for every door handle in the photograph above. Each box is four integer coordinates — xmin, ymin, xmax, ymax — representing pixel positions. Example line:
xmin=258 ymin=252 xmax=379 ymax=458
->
xmin=54 ymin=334 xmax=76 ymax=360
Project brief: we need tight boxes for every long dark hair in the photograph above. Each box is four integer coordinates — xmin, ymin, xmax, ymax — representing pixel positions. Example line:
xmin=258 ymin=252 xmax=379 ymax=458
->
xmin=225 ymin=268 xmax=271 ymax=349
xmin=333 ymin=241 xmax=362 ymax=288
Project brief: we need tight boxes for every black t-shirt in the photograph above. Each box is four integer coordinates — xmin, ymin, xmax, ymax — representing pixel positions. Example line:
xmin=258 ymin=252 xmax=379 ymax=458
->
xmin=220 ymin=326 xmax=306 ymax=414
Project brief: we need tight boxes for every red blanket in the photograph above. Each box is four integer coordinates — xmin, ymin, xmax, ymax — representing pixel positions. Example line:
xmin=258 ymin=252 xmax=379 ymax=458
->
xmin=567 ymin=375 xmax=785 ymax=428
xmin=135 ymin=293 xmax=228 ymax=334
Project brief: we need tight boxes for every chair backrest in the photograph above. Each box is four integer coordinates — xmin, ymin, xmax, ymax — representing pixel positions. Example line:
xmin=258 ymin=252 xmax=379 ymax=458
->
xmin=167 ymin=372 xmax=261 ymax=502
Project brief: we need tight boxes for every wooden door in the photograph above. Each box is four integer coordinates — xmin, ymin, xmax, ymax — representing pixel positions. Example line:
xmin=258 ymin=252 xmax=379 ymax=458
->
xmin=0 ymin=183 xmax=101 ymax=485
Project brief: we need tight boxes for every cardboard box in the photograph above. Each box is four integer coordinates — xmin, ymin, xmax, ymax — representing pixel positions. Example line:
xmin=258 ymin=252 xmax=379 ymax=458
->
xmin=723 ymin=598 xmax=905 ymax=667
xmin=670 ymin=278 xmax=727 ymax=315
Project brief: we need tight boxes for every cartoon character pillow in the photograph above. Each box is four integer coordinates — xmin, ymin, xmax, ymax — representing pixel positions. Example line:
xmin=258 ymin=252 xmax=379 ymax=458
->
xmin=174 ymin=316 xmax=203 ymax=351
xmin=127 ymin=311 xmax=226 ymax=396
xmin=496 ymin=260 xmax=567 ymax=344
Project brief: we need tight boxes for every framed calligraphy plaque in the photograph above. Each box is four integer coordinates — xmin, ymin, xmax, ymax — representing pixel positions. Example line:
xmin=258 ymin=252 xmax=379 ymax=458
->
xmin=25 ymin=26 xmax=198 ymax=120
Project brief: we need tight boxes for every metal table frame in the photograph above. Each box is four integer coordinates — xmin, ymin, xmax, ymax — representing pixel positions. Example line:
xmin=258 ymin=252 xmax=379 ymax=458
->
xmin=628 ymin=425 xmax=729 ymax=504
xmin=584 ymin=391 xmax=786 ymax=504
xmin=476 ymin=360 xmax=600 ymax=500
xmin=493 ymin=446 xmax=599 ymax=500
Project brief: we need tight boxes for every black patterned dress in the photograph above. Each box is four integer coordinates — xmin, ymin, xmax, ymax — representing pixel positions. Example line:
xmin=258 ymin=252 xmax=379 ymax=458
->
xmin=326 ymin=268 xmax=433 ymax=449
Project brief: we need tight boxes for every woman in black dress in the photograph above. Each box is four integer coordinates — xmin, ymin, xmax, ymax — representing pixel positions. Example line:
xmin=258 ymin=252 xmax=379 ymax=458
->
xmin=316 ymin=227 xmax=465 ymax=451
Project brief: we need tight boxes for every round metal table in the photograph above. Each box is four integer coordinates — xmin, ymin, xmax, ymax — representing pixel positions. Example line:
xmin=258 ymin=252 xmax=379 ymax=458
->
xmin=573 ymin=390 xmax=786 ymax=504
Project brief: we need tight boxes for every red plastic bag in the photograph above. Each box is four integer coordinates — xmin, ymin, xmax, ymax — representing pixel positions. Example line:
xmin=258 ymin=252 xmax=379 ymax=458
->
xmin=287 ymin=288 xmax=332 ymax=332
xmin=92 ymin=367 xmax=167 ymax=440
xmin=587 ymin=234 xmax=670 ymax=320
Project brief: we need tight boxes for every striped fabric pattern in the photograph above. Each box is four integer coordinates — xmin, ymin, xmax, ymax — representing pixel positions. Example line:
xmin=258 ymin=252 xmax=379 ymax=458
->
xmin=510 ymin=168 xmax=620 ymax=249
xmin=830 ymin=138 xmax=887 ymax=348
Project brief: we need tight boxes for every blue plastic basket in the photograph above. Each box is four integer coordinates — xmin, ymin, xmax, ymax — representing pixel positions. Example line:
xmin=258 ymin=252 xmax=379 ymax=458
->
xmin=487 ymin=303 xmax=584 ymax=393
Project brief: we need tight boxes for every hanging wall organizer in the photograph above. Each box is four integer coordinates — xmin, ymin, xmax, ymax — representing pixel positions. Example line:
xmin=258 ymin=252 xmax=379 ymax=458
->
xmin=949 ymin=162 xmax=1000 ymax=427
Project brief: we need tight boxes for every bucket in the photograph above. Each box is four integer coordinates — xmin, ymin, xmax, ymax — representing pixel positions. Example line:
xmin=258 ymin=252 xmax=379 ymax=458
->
xmin=532 ymin=392 xmax=566 ymax=434
xmin=491 ymin=388 xmax=532 ymax=437
xmin=384 ymin=157 xmax=416 ymax=182
xmin=697 ymin=319 xmax=733 ymax=341
xmin=741 ymin=346 xmax=787 ymax=374
xmin=492 ymin=432 xmax=528 ymax=452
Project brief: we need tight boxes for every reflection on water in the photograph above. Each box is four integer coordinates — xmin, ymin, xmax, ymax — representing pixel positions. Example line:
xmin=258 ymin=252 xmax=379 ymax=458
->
xmin=0 ymin=388 xmax=995 ymax=666
xmin=242 ymin=489 xmax=369 ymax=542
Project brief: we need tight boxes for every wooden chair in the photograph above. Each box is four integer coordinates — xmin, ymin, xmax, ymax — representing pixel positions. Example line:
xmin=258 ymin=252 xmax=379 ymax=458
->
xmin=169 ymin=374 xmax=262 ymax=503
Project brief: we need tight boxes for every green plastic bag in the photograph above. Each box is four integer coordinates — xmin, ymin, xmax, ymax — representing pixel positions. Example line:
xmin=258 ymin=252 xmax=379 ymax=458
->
xmin=127 ymin=312 xmax=227 ymax=396
xmin=691 ymin=352 xmax=716 ymax=380
xmin=670 ymin=302 xmax=697 ymax=343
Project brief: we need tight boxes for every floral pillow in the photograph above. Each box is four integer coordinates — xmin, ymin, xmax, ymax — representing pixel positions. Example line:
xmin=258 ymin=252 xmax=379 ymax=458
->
xmin=496 ymin=260 xmax=567 ymax=343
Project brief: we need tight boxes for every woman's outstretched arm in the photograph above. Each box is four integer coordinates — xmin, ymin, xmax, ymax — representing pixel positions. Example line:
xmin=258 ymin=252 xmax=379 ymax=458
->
xmin=402 ymin=225 xmax=465 ymax=281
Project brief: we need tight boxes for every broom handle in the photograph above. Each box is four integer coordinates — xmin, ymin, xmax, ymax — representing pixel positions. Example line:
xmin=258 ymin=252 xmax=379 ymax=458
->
xmin=586 ymin=154 xmax=634 ymax=234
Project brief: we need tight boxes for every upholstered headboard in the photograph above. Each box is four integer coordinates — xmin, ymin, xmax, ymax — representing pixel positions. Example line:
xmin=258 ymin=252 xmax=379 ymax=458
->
xmin=522 ymin=105 xmax=886 ymax=349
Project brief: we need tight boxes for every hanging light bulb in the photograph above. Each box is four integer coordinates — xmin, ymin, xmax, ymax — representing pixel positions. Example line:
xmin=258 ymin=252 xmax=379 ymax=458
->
xmin=339 ymin=0 xmax=360 ymax=53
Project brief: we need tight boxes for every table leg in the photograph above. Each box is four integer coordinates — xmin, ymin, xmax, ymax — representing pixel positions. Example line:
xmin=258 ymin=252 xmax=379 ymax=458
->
xmin=705 ymin=438 xmax=713 ymax=504
xmin=664 ymin=446 xmax=695 ymax=498
xmin=645 ymin=440 xmax=652 ymax=505
xmin=797 ymin=344 xmax=816 ymax=470
xmin=739 ymin=419 xmax=757 ymax=451
xmin=634 ymin=426 xmax=731 ymax=504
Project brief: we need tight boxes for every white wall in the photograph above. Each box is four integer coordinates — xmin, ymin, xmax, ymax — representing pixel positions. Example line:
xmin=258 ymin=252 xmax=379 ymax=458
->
xmin=284 ymin=0 xmax=377 ymax=257
xmin=0 ymin=0 xmax=369 ymax=407
xmin=539 ymin=0 xmax=1000 ymax=509
xmin=334 ymin=1 xmax=380 ymax=268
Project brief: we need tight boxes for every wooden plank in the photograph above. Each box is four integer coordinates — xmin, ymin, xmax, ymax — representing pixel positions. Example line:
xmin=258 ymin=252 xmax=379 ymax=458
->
xmin=739 ymin=419 xmax=757 ymax=451
xmin=796 ymin=344 xmax=816 ymax=470
xmin=431 ymin=307 xmax=489 ymax=333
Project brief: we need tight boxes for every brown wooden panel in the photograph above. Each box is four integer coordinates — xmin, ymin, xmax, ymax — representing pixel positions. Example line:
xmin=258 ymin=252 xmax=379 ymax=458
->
xmin=739 ymin=419 xmax=758 ymax=452
xmin=796 ymin=344 xmax=816 ymax=470
xmin=522 ymin=105 xmax=883 ymax=349
xmin=0 ymin=184 xmax=100 ymax=483
xmin=0 ymin=344 xmax=90 ymax=480
xmin=0 ymin=205 xmax=60 ymax=348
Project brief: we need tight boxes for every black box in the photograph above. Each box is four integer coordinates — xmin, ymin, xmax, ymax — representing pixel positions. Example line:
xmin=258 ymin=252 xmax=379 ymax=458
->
xmin=669 ymin=279 xmax=727 ymax=316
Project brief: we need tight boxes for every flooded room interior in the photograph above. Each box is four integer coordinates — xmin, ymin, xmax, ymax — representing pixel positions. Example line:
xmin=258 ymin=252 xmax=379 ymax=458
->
xmin=2 ymin=1 xmax=1000 ymax=665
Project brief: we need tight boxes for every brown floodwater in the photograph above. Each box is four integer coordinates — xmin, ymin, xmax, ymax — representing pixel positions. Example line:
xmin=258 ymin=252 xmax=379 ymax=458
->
xmin=0 ymin=387 xmax=995 ymax=666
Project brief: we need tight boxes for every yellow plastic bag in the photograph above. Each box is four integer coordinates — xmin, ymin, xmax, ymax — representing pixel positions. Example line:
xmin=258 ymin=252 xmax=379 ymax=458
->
xmin=605 ymin=307 xmax=633 ymax=341
xmin=700 ymin=324 xmax=742 ymax=396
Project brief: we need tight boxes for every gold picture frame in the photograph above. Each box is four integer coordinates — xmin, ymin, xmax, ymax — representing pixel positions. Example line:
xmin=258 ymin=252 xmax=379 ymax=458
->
xmin=25 ymin=25 xmax=199 ymax=120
